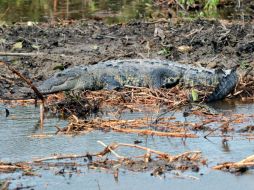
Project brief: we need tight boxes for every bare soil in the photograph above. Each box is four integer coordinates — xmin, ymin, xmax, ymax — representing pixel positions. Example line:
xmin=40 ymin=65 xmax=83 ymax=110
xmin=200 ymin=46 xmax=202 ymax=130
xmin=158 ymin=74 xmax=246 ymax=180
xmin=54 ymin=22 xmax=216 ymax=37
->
xmin=0 ymin=18 xmax=253 ymax=99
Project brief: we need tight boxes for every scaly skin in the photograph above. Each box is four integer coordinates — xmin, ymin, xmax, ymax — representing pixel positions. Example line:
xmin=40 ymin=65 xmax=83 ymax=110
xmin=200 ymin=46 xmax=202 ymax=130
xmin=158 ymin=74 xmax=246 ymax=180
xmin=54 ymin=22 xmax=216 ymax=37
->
xmin=37 ymin=59 xmax=238 ymax=102
xmin=205 ymin=65 xmax=238 ymax=102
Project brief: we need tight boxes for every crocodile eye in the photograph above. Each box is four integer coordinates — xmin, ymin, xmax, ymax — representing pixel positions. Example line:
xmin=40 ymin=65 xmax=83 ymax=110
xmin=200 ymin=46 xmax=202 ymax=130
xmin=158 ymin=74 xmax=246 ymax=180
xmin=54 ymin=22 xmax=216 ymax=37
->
xmin=56 ymin=73 xmax=64 ymax=77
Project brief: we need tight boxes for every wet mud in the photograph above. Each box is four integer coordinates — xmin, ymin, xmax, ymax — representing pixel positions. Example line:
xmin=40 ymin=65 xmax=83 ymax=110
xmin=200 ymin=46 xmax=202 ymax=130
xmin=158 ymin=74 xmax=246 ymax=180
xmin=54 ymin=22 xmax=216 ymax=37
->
xmin=1 ymin=17 xmax=254 ymax=189
xmin=0 ymin=18 xmax=254 ymax=99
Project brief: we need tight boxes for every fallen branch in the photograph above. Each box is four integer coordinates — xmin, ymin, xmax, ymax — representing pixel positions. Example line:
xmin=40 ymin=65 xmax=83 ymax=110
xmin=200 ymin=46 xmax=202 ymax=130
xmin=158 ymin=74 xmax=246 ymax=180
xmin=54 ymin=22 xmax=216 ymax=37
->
xmin=213 ymin=154 xmax=254 ymax=170
xmin=1 ymin=60 xmax=45 ymax=127
xmin=31 ymin=141 xmax=203 ymax=176
xmin=213 ymin=162 xmax=254 ymax=170
xmin=33 ymin=153 xmax=90 ymax=162
xmin=3 ymin=63 xmax=44 ymax=102
xmin=96 ymin=142 xmax=201 ymax=161
xmin=110 ymin=126 xmax=198 ymax=138
xmin=117 ymin=143 xmax=172 ymax=159
xmin=97 ymin=141 xmax=124 ymax=159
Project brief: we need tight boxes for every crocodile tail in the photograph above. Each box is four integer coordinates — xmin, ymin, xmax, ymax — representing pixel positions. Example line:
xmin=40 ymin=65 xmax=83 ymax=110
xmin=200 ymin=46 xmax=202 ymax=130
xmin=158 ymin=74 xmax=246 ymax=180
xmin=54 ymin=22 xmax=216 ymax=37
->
xmin=205 ymin=67 xmax=238 ymax=102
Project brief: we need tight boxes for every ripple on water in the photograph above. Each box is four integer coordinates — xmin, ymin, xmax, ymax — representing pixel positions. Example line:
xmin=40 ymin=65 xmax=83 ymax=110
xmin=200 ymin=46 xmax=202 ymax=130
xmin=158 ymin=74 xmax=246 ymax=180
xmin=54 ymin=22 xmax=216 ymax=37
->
xmin=1 ymin=101 xmax=254 ymax=189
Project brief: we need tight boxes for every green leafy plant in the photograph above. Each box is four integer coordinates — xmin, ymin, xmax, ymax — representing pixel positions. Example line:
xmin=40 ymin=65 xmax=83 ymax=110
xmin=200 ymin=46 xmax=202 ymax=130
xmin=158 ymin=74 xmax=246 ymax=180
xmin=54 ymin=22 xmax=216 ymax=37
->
xmin=178 ymin=0 xmax=220 ymax=10
xmin=204 ymin=0 xmax=220 ymax=10
xmin=240 ymin=61 xmax=250 ymax=70
xmin=191 ymin=89 xmax=199 ymax=102
xmin=157 ymin=47 xmax=171 ymax=56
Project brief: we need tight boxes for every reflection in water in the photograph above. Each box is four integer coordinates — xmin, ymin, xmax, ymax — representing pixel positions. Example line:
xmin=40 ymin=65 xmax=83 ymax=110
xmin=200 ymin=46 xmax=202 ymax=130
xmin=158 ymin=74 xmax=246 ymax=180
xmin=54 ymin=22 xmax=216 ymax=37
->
xmin=1 ymin=101 xmax=254 ymax=189
xmin=0 ymin=0 xmax=253 ymax=23
xmin=0 ymin=0 xmax=155 ymax=23
xmin=221 ymin=138 xmax=230 ymax=153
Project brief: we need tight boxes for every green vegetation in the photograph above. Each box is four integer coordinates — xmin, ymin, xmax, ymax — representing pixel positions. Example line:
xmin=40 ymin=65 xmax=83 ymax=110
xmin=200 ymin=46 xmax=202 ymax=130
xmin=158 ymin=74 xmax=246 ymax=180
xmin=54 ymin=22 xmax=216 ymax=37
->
xmin=0 ymin=0 xmax=155 ymax=23
xmin=157 ymin=48 xmax=171 ymax=57
xmin=240 ymin=61 xmax=251 ymax=70
xmin=0 ymin=0 xmax=249 ymax=23
xmin=178 ymin=0 xmax=221 ymax=18
xmin=204 ymin=0 xmax=220 ymax=10
xmin=179 ymin=0 xmax=220 ymax=10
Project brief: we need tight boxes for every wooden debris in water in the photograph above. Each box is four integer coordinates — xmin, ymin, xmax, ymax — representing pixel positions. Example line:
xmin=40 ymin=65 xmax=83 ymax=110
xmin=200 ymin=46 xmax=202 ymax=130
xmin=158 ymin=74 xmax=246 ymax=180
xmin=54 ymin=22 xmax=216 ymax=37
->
xmin=213 ymin=154 xmax=254 ymax=173
xmin=0 ymin=161 xmax=31 ymax=173
xmin=47 ymin=87 xmax=189 ymax=117
xmin=33 ymin=141 xmax=203 ymax=175
xmin=57 ymin=115 xmax=198 ymax=138
xmin=57 ymin=108 xmax=251 ymax=138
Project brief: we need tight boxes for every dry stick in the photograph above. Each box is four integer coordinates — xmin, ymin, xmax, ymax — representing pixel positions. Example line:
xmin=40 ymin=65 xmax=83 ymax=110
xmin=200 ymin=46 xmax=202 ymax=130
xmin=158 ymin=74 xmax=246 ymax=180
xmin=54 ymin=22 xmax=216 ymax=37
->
xmin=39 ymin=104 xmax=44 ymax=128
xmin=33 ymin=153 xmax=89 ymax=162
xmin=2 ymin=61 xmax=45 ymax=127
xmin=110 ymin=126 xmax=198 ymax=138
xmin=117 ymin=143 xmax=172 ymax=158
xmin=0 ymin=165 xmax=23 ymax=171
xmin=32 ymin=143 xmax=172 ymax=162
xmin=0 ymin=181 xmax=10 ymax=190
xmin=0 ymin=52 xmax=44 ymax=56
xmin=172 ymin=151 xmax=201 ymax=161
xmin=203 ymin=127 xmax=219 ymax=138
xmin=97 ymin=141 xmax=124 ymax=159
xmin=203 ymin=125 xmax=222 ymax=138
xmin=33 ymin=142 xmax=200 ymax=164
xmin=213 ymin=162 xmax=254 ymax=170
xmin=3 ymin=63 xmax=44 ymax=102
xmin=238 ymin=155 xmax=254 ymax=163
xmin=213 ymin=154 xmax=254 ymax=170
xmin=204 ymin=121 xmax=230 ymax=138
xmin=0 ymin=163 xmax=31 ymax=171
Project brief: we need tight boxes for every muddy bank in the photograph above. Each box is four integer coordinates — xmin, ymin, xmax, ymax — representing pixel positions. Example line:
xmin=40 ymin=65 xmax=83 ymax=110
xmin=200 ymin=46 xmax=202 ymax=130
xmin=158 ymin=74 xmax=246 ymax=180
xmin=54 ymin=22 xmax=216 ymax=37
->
xmin=0 ymin=18 xmax=254 ymax=99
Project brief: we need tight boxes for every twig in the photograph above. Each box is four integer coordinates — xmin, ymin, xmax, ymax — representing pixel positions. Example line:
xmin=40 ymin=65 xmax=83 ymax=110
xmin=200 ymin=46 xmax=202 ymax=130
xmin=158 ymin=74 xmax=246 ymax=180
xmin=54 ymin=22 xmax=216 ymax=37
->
xmin=213 ymin=162 xmax=254 ymax=170
xmin=238 ymin=155 xmax=254 ymax=163
xmin=144 ymin=18 xmax=169 ymax=24
xmin=33 ymin=153 xmax=90 ymax=162
xmin=2 ymin=61 xmax=45 ymax=127
xmin=0 ymin=162 xmax=31 ymax=172
xmin=171 ymin=151 xmax=201 ymax=161
xmin=40 ymin=104 xmax=44 ymax=128
xmin=213 ymin=154 xmax=254 ymax=170
xmin=186 ymin=27 xmax=204 ymax=38
xmin=2 ymin=61 xmax=44 ymax=102
xmin=117 ymin=143 xmax=172 ymax=158
xmin=124 ymin=85 xmax=147 ymax=89
xmin=0 ymin=52 xmax=44 ymax=56
xmin=0 ymin=181 xmax=10 ymax=190
xmin=97 ymin=141 xmax=124 ymax=159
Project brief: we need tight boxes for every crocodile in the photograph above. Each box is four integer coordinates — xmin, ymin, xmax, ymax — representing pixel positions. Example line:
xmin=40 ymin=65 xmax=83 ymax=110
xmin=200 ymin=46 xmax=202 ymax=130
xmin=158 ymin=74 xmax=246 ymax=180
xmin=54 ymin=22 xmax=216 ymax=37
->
xmin=37 ymin=59 xmax=238 ymax=102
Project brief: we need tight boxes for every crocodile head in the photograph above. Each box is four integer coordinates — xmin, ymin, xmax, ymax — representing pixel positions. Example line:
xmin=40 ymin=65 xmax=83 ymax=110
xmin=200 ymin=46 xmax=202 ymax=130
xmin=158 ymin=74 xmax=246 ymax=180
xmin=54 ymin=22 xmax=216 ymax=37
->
xmin=38 ymin=68 xmax=83 ymax=94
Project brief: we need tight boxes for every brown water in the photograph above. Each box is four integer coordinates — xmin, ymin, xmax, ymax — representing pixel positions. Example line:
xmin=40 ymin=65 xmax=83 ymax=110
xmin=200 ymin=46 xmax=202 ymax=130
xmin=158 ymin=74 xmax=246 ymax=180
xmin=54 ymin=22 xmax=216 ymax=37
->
xmin=1 ymin=101 xmax=254 ymax=189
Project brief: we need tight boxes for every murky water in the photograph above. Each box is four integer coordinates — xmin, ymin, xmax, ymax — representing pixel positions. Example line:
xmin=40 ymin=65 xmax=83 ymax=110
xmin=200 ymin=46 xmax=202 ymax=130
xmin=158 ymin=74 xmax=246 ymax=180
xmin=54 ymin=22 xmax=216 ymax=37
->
xmin=1 ymin=101 xmax=254 ymax=189
xmin=0 ymin=0 xmax=156 ymax=24
xmin=0 ymin=0 xmax=252 ymax=24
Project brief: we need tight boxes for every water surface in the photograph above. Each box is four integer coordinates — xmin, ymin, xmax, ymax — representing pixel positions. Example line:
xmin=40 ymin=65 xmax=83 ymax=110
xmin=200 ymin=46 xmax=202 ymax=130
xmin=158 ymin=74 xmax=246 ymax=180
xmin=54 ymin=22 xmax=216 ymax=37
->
xmin=1 ymin=101 xmax=254 ymax=189
xmin=0 ymin=0 xmax=252 ymax=24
